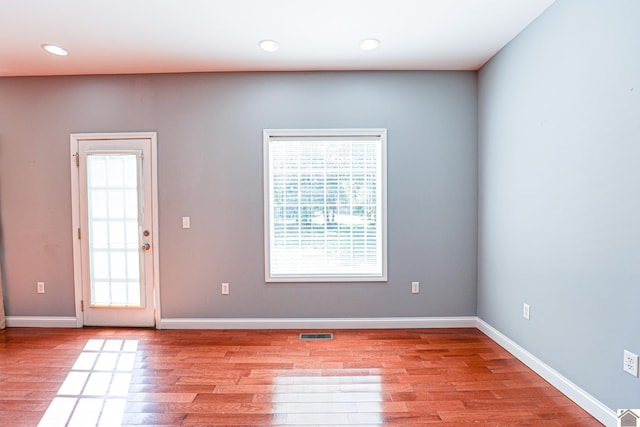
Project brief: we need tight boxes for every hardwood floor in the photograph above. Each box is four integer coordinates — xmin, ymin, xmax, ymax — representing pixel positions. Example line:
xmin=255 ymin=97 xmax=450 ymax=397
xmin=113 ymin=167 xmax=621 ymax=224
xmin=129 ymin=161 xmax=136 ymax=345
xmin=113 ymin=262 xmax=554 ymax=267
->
xmin=0 ymin=327 xmax=602 ymax=426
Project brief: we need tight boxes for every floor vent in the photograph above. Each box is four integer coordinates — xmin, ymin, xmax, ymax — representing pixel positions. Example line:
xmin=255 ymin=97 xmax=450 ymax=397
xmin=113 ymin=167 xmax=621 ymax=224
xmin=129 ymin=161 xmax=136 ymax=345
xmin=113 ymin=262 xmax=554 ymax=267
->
xmin=299 ymin=333 xmax=334 ymax=340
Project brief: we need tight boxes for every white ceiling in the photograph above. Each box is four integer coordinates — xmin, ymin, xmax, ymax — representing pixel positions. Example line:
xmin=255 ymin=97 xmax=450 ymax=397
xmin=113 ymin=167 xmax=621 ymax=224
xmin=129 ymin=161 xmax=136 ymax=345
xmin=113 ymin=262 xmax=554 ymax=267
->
xmin=0 ymin=0 xmax=555 ymax=77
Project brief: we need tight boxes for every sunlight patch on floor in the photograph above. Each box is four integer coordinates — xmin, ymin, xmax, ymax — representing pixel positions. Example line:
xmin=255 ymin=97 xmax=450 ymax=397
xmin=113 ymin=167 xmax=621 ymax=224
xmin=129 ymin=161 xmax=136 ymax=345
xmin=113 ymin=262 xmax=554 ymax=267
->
xmin=37 ymin=339 xmax=138 ymax=427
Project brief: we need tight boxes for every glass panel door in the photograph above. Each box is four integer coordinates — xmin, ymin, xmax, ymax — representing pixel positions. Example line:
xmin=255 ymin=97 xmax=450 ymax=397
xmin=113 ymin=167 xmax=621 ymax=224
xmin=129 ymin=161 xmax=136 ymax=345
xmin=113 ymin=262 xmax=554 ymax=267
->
xmin=76 ymin=137 xmax=156 ymax=327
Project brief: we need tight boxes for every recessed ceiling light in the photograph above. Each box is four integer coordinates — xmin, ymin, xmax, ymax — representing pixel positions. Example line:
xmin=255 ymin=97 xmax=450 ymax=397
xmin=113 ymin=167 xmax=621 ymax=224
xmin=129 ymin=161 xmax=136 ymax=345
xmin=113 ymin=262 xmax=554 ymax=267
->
xmin=360 ymin=39 xmax=380 ymax=51
xmin=259 ymin=40 xmax=279 ymax=52
xmin=42 ymin=44 xmax=68 ymax=56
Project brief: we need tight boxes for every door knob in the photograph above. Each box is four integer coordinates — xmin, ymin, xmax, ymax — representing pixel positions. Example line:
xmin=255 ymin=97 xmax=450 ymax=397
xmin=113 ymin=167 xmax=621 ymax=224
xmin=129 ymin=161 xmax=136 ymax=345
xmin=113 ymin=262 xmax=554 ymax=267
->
xmin=141 ymin=243 xmax=151 ymax=251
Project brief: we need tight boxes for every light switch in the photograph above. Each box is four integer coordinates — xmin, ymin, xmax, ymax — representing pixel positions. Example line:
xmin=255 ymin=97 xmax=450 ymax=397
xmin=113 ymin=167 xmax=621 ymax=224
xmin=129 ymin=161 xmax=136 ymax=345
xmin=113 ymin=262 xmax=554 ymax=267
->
xmin=182 ymin=216 xmax=191 ymax=229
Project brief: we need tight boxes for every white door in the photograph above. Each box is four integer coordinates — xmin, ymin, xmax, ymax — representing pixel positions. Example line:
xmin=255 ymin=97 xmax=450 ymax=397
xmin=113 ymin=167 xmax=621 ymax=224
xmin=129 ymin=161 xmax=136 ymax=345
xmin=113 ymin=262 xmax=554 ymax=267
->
xmin=71 ymin=133 xmax=158 ymax=327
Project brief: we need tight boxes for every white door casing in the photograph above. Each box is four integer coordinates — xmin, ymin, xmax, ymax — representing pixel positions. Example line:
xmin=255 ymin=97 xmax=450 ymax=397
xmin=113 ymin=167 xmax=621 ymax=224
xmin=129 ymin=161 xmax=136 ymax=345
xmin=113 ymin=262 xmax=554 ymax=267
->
xmin=71 ymin=132 xmax=160 ymax=327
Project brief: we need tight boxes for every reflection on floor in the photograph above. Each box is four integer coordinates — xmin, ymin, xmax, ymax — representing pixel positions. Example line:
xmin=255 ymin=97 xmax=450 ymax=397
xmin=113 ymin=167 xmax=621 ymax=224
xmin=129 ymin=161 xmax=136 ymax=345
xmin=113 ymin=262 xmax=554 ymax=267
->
xmin=273 ymin=372 xmax=383 ymax=425
xmin=38 ymin=339 xmax=138 ymax=427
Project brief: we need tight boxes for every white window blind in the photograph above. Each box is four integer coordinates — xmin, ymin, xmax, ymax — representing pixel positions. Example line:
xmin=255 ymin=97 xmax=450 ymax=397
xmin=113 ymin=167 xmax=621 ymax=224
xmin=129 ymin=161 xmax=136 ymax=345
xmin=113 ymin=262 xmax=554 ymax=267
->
xmin=264 ymin=129 xmax=387 ymax=282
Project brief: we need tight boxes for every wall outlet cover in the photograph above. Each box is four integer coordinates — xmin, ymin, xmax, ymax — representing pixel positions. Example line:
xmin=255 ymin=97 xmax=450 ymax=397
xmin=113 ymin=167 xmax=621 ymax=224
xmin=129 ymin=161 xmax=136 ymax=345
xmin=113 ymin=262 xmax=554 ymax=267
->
xmin=624 ymin=350 xmax=639 ymax=377
xmin=411 ymin=281 xmax=419 ymax=294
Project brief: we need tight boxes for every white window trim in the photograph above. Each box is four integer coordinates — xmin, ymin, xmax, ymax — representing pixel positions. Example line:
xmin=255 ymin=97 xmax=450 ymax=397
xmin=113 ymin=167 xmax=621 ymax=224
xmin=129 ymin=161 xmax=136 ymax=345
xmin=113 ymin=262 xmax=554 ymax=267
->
xmin=263 ymin=128 xmax=388 ymax=282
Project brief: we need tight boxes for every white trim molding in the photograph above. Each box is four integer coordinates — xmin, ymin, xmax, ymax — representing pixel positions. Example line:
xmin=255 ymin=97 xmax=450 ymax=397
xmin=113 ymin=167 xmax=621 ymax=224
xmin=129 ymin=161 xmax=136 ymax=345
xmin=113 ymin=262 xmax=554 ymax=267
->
xmin=159 ymin=316 xmax=477 ymax=330
xmin=6 ymin=316 xmax=78 ymax=328
xmin=477 ymin=318 xmax=616 ymax=427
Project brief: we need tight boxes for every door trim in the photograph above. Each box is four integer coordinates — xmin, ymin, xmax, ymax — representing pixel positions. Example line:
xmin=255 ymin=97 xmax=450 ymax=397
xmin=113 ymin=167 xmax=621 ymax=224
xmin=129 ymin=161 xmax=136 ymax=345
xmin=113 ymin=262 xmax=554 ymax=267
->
xmin=70 ymin=132 xmax=160 ymax=328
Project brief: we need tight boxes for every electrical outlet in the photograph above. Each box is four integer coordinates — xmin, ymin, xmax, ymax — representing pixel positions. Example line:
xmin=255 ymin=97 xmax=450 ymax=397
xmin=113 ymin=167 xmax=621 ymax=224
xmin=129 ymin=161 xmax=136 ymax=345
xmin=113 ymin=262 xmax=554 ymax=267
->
xmin=182 ymin=216 xmax=191 ymax=229
xmin=624 ymin=350 xmax=639 ymax=377
xmin=221 ymin=282 xmax=229 ymax=295
xmin=522 ymin=303 xmax=530 ymax=320
xmin=37 ymin=282 xmax=45 ymax=294
xmin=411 ymin=281 xmax=420 ymax=294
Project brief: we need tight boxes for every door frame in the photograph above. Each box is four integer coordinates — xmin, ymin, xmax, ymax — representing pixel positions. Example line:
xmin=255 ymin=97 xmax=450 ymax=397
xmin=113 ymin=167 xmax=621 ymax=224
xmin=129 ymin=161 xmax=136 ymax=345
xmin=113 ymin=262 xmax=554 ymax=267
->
xmin=70 ymin=132 xmax=161 ymax=328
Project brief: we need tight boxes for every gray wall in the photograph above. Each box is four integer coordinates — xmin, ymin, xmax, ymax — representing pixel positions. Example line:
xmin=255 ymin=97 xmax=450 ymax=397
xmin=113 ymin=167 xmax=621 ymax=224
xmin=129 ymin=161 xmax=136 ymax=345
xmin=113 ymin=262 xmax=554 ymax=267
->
xmin=478 ymin=0 xmax=640 ymax=410
xmin=0 ymin=71 xmax=478 ymax=319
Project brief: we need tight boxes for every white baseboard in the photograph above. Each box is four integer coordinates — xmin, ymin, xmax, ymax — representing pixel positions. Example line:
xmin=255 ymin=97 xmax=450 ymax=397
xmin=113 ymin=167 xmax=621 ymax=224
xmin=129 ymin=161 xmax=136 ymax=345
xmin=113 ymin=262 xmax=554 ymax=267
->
xmin=158 ymin=316 xmax=478 ymax=330
xmin=476 ymin=318 xmax=616 ymax=427
xmin=5 ymin=316 xmax=78 ymax=328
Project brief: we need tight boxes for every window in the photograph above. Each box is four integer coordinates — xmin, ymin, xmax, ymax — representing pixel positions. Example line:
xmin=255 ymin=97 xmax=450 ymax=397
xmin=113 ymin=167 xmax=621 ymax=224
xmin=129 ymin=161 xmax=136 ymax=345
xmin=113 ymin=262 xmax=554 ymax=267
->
xmin=264 ymin=129 xmax=387 ymax=282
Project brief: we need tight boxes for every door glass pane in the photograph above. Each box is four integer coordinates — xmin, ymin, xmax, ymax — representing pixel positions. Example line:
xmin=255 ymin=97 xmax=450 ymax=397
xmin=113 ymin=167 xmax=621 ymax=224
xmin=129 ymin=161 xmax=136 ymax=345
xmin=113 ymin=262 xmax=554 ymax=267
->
xmin=87 ymin=154 xmax=142 ymax=307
